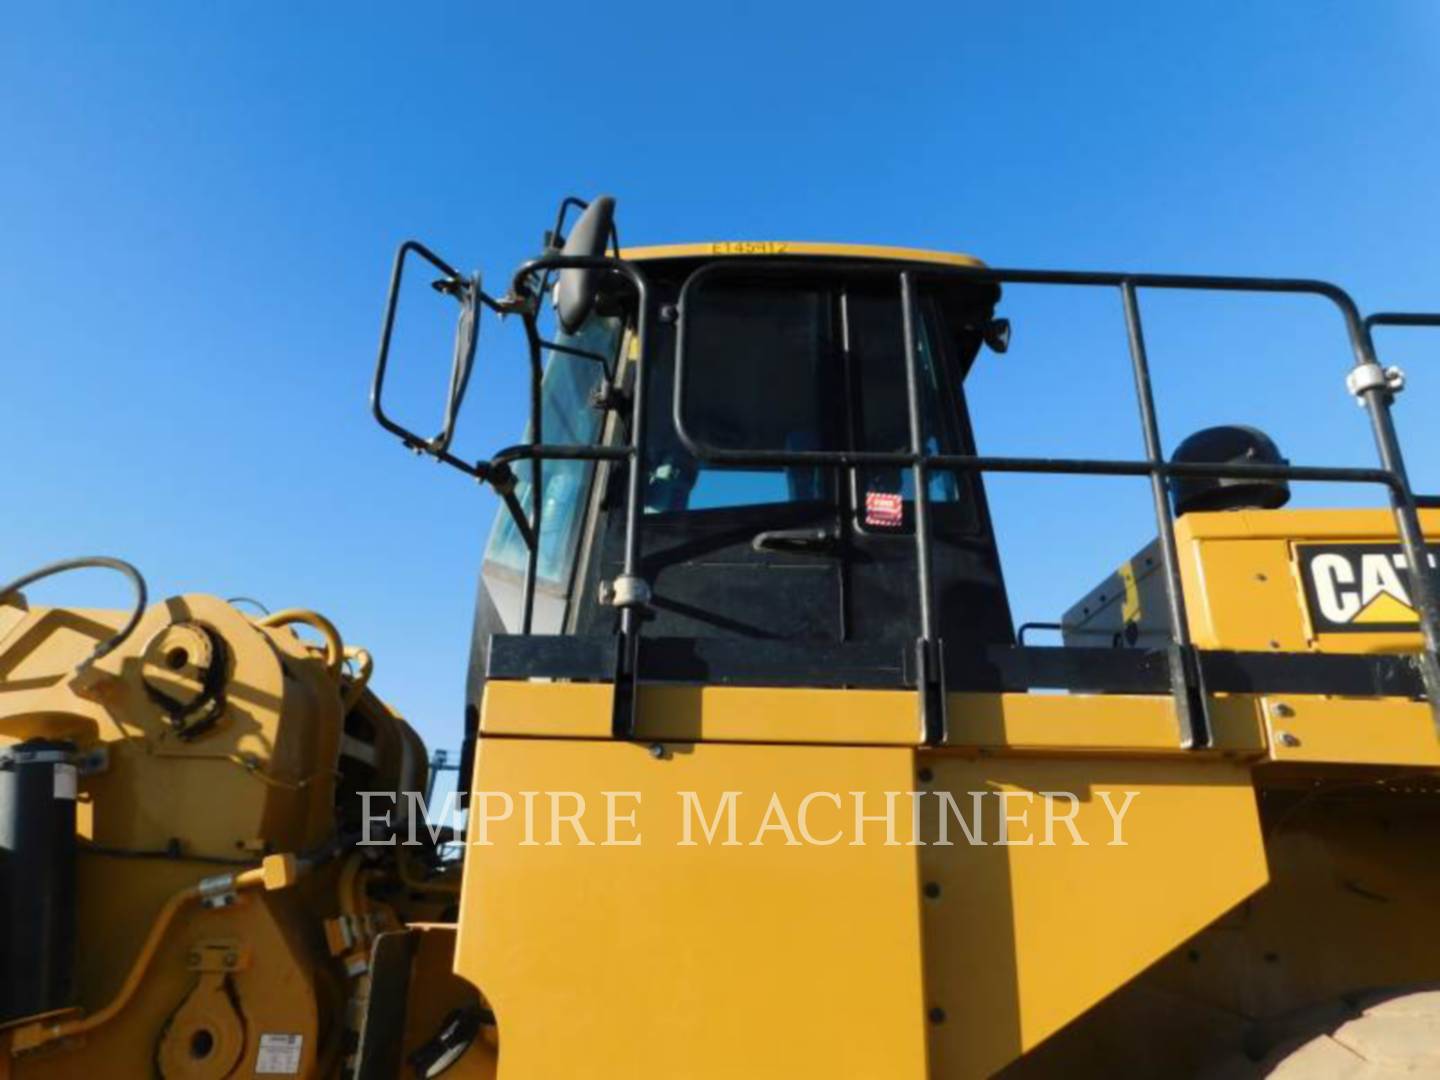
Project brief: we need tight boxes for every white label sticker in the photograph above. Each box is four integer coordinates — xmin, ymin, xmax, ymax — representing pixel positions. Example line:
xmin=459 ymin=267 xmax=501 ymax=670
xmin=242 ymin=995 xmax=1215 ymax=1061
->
xmin=255 ymin=1033 xmax=304 ymax=1075
xmin=53 ymin=763 xmax=77 ymax=801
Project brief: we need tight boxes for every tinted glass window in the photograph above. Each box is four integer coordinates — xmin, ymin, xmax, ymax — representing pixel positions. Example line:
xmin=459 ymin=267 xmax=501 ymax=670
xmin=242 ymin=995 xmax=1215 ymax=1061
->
xmin=485 ymin=314 xmax=620 ymax=586
xmin=645 ymin=280 xmax=838 ymax=513
xmin=649 ymin=274 xmax=969 ymax=519
xmin=846 ymin=287 xmax=965 ymax=517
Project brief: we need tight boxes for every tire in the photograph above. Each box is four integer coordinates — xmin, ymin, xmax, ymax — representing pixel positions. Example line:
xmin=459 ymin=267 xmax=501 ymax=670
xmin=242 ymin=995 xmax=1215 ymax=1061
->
xmin=1210 ymin=986 xmax=1440 ymax=1078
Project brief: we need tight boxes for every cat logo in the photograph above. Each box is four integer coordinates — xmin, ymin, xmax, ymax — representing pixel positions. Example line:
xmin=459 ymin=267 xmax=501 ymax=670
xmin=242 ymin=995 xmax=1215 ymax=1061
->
xmin=1297 ymin=543 xmax=1438 ymax=632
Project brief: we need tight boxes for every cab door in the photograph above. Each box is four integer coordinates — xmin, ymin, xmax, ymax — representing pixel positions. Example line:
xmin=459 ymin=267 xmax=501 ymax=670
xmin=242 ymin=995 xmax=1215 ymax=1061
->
xmin=580 ymin=276 xmax=847 ymax=642
xmin=574 ymin=265 xmax=1013 ymax=654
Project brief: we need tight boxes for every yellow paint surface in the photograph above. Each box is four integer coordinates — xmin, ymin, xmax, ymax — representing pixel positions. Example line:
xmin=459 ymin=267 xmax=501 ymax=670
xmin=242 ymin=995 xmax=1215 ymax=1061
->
xmin=456 ymin=736 xmax=931 ymax=1079
xmin=464 ymin=687 xmax=1273 ymax=1077
xmin=1178 ymin=507 xmax=1440 ymax=654
xmin=917 ymin=756 xmax=1267 ymax=1076
xmin=621 ymin=240 xmax=986 ymax=268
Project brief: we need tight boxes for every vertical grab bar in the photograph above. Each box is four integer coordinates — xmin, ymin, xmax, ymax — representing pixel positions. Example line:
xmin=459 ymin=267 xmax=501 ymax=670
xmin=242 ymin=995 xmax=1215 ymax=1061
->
xmin=1120 ymin=281 xmax=1210 ymax=748
xmin=900 ymin=272 xmax=948 ymax=746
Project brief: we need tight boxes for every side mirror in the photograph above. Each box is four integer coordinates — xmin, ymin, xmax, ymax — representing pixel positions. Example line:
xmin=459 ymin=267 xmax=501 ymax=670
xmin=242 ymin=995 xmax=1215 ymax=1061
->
xmin=983 ymin=317 xmax=1011 ymax=354
xmin=432 ymin=273 xmax=480 ymax=455
xmin=371 ymin=240 xmax=483 ymax=463
xmin=553 ymin=195 xmax=616 ymax=334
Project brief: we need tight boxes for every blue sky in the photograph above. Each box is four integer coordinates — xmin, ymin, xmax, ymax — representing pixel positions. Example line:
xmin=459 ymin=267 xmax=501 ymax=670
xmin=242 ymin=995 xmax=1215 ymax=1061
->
xmin=3 ymin=3 xmax=1439 ymax=762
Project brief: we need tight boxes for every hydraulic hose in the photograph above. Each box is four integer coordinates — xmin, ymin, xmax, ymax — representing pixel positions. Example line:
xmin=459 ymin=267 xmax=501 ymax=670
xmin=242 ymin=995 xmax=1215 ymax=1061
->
xmin=341 ymin=646 xmax=374 ymax=712
xmin=256 ymin=608 xmax=345 ymax=678
xmin=0 ymin=556 xmax=148 ymax=670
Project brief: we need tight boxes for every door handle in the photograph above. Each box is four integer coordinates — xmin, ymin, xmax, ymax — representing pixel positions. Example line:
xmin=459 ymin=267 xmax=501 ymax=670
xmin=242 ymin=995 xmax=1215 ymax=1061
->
xmin=751 ymin=527 xmax=841 ymax=555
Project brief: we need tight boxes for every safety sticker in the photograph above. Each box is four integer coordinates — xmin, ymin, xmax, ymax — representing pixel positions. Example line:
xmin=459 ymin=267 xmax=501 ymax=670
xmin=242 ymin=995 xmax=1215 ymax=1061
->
xmin=1297 ymin=542 xmax=1438 ymax=632
xmin=255 ymin=1033 xmax=304 ymax=1075
xmin=865 ymin=489 xmax=903 ymax=528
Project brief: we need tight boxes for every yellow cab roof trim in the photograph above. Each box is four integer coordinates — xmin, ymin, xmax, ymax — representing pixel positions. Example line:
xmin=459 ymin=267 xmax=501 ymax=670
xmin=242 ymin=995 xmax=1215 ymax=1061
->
xmin=618 ymin=241 xmax=987 ymax=269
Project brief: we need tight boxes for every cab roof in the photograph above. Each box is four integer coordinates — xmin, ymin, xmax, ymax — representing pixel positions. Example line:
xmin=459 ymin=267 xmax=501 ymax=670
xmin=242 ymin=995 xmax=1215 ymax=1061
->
xmin=619 ymin=242 xmax=986 ymax=268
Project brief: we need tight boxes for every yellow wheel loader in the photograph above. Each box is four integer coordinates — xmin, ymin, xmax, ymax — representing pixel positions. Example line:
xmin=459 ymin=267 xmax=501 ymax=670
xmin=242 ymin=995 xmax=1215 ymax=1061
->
xmin=4 ymin=194 xmax=1440 ymax=1077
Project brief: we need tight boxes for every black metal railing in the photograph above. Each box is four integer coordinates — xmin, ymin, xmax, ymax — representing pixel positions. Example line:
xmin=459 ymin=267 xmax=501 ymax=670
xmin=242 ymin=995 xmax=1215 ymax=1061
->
xmin=670 ymin=260 xmax=1440 ymax=747
xmin=376 ymin=239 xmax=1440 ymax=749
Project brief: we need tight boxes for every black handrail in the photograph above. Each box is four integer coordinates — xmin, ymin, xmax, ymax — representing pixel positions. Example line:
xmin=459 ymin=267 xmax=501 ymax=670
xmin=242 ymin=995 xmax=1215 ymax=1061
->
xmin=378 ymin=239 xmax=1440 ymax=747
xmin=669 ymin=259 xmax=1440 ymax=745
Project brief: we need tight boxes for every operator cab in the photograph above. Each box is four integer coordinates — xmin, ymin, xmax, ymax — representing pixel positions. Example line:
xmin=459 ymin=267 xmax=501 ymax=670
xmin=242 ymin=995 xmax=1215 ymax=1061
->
xmin=372 ymin=193 xmax=1440 ymax=760
xmin=477 ymin=243 xmax=1016 ymax=664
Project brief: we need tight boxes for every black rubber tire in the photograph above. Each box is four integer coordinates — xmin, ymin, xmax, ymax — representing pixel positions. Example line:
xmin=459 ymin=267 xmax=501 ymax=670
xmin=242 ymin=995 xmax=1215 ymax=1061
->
xmin=1207 ymin=986 xmax=1440 ymax=1078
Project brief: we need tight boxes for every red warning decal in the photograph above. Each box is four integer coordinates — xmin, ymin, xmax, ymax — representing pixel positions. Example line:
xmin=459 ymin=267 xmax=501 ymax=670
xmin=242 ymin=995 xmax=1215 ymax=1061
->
xmin=864 ymin=490 xmax=903 ymax=528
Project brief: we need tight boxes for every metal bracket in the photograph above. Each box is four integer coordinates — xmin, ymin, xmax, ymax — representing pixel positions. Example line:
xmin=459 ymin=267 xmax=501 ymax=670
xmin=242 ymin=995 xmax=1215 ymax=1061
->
xmin=1166 ymin=642 xmax=1212 ymax=749
xmin=488 ymin=289 xmax=538 ymax=318
xmin=589 ymin=381 xmax=631 ymax=414
xmin=486 ymin=461 xmax=517 ymax=496
xmin=917 ymin=638 xmax=948 ymax=746
xmin=608 ymin=575 xmax=652 ymax=609
xmin=186 ymin=938 xmax=250 ymax=973
xmin=198 ymin=872 xmax=241 ymax=910
xmin=610 ymin=631 xmax=641 ymax=740
xmin=1346 ymin=363 xmax=1406 ymax=403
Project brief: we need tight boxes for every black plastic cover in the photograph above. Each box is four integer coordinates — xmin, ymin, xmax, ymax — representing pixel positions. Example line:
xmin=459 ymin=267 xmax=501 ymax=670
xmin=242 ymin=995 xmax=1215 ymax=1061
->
xmin=555 ymin=196 xmax=616 ymax=334
xmin=1170 ymin=424 xmax=1291 ymax=515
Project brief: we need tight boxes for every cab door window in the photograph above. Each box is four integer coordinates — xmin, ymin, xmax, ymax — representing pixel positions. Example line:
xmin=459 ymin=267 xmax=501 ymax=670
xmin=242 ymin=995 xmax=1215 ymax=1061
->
xmin=653 ymin=272 xmax=973 ymax=527
xmin=645 ymin=279 xmax=841 ymax=514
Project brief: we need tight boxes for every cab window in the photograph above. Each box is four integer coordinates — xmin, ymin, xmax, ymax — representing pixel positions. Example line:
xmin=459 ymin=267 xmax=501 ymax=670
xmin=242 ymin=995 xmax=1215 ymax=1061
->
xmin=645 ymin=273 xmax=973 ymax=523
xmin=484 ymin=314 xmax=621 ymax=588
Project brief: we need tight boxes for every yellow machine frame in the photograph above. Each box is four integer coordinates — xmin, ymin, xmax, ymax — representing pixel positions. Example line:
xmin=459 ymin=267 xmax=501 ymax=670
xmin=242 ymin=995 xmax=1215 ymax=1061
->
xmin=4 ymin=222 xmax=1439 ymax=1078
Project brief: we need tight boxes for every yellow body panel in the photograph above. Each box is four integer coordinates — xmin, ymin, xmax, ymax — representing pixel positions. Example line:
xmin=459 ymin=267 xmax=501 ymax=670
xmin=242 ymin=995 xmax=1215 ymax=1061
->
xmin=484 ymin=680 xmax=1272 ymax=753
xmin=621 ymin=240 xmax=986 ymax=267
xmin=461 ymin=686 xmax=1273 ymax=1078
xmin=455 ymin=735 xmax=931 ymax=1079
xmin=1011 ymin=778 xmax=1440 ymax=1075
xmin=465 ymin=493 xmax=1440 ymax=1076
xmin=1179 ymin=508 xmax=1440 ymax=654
xmin=1259 ymin=694 xmax=1440 ymax=766
xmin=483 ymin=678 xmax=1440 ymax=768
xmin=918 ymin=756 xmax=1266 ymax=1077
xmin=946 ymin=691 xmax=1266 ymax=755
xmin=481 ymin=680 xmax=923 ymax=745
xmin=1066 ymin=508 xmax=1440 ymax=654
